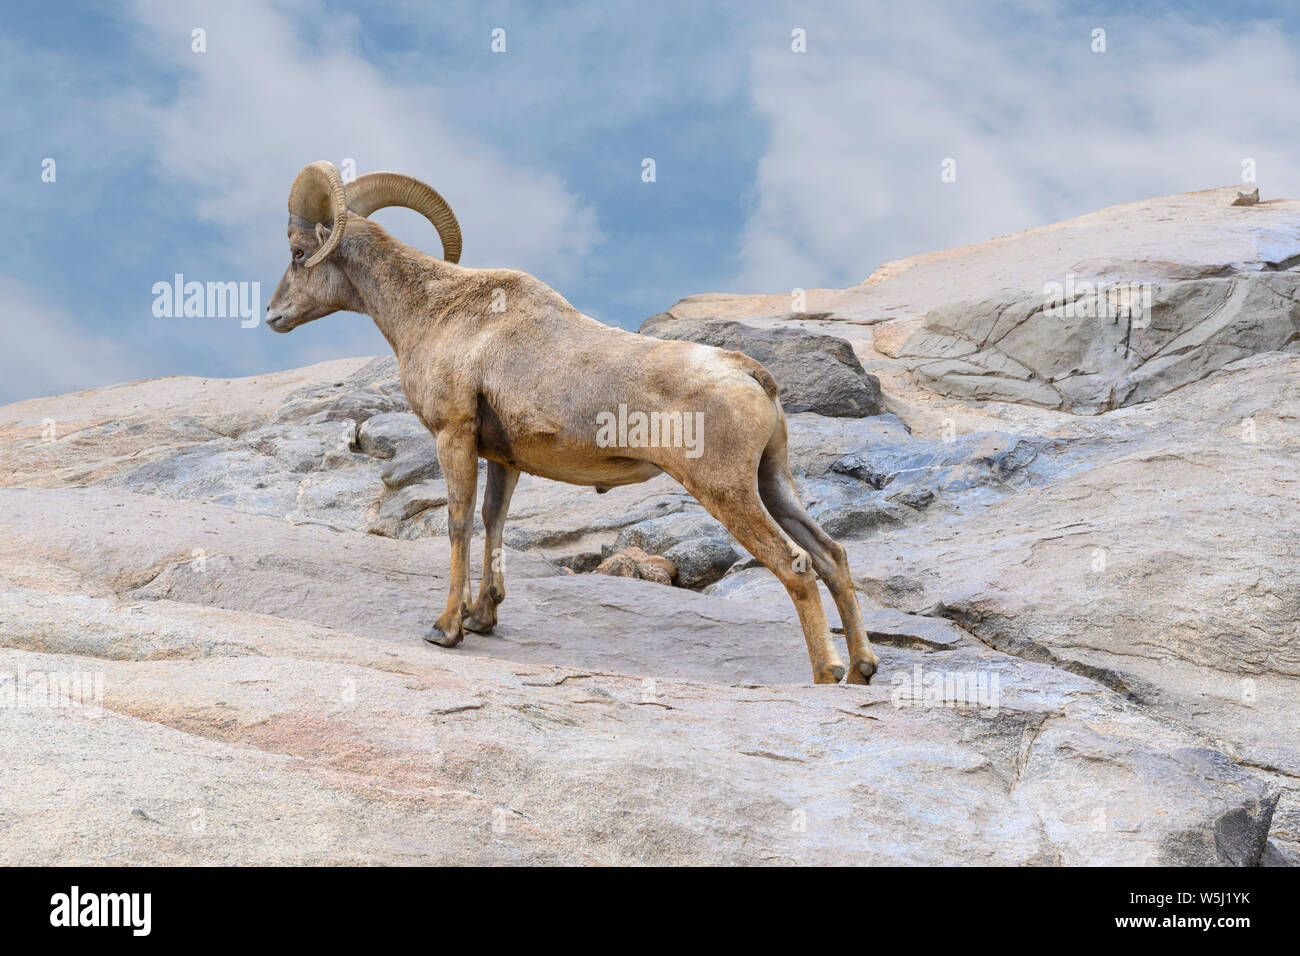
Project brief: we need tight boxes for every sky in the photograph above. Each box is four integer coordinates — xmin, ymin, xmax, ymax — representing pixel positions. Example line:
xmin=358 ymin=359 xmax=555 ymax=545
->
xmin=4 ymin=0 xmax=1300 ymax=404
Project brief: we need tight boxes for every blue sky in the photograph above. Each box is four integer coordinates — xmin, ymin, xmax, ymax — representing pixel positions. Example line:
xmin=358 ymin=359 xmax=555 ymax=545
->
xmin=4 ymin=0 xmax=1300 ymax=403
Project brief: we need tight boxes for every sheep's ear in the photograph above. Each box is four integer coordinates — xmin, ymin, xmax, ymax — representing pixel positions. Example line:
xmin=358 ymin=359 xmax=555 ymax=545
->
xmin=314 ymin=222 xmax=330 ymax=247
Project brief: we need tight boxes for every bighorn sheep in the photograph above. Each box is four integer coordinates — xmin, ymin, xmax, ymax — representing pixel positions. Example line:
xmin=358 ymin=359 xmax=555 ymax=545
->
xmin=266 ymin=161 xmax=880 ymax=684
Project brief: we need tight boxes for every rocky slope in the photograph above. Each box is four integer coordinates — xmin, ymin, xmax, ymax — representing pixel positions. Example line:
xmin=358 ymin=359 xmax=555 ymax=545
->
xmin=1 ymin=185 xmax=1295 ymax=864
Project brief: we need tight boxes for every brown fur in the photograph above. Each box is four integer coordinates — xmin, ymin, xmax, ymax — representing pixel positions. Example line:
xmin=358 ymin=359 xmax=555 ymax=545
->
xmin=267 ymin=213 xmax=879 ymax=684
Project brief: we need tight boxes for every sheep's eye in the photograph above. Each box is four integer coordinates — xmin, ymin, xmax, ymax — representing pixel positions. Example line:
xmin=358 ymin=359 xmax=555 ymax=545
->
xmin=293 ymin=248 xmax=304 ymax=261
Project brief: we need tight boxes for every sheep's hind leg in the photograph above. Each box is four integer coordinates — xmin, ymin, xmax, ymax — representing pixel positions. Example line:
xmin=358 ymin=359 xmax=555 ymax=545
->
xmin=758 ymin=464 xmax=879 ymax=684
xmin=465 ymin=461 xmax=520 ymax=634
xmin=685 ymin=476 xmax=844 ymax=684
xmin=425 ymin=423 xmax=478 ymax=648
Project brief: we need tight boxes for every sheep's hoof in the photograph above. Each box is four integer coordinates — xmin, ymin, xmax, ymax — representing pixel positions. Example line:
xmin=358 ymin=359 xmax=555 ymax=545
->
xmin=424 ymin=625 xmax=463 ymax=648
xmin=846 ymin=656 xmax=879 ymax=685
xmin=814 ymin=664 xmax=846 ymax=684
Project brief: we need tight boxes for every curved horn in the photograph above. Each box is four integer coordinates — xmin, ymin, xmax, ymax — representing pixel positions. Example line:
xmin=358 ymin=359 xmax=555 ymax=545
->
xmin=287 ymin=161 xmax=347 ymax=267
xmin=345 ymin=172 xmax=462 ymax=264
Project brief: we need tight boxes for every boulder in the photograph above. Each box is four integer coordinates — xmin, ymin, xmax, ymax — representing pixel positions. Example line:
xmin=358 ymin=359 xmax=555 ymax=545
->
xmin=612 ymin=511 xmax=729 ymax=555
xmin=611 ymin=511 xmax=742 ymax=588
xmin=640 ymin=315 xmax=884 ymax=417
xmin=662 ymin=536 xmax=742 ymax=589
xmin=381 ymin=434 xmax=441 ymax=488
xmin=358 ymin=412 xmax=428 ymax=460
xmin=370 ymin=480 xmax=449 ymax=539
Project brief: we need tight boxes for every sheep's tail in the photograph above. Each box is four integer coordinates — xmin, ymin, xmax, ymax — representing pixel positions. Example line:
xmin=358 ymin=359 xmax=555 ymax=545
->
xmin=746 ymin=362 xmax=780 ymax=401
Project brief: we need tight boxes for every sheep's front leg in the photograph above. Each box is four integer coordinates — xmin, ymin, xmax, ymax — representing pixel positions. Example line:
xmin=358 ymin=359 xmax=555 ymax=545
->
xmin=465 ymin=461 xmax=520 ymax=634
xmin=424 ymin=422 xmax=478 ymax=648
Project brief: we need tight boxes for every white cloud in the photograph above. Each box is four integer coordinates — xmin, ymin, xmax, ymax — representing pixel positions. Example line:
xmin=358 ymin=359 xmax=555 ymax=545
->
xmin=734 ymin=1 xmax=1300 ymax=291
xmin=118 ymin=0 xmax=602 ymax=284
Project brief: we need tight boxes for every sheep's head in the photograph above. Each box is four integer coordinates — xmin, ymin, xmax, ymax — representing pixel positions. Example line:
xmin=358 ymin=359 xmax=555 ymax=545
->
xmin=267 ymin=160 xmax=463 ymax=333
